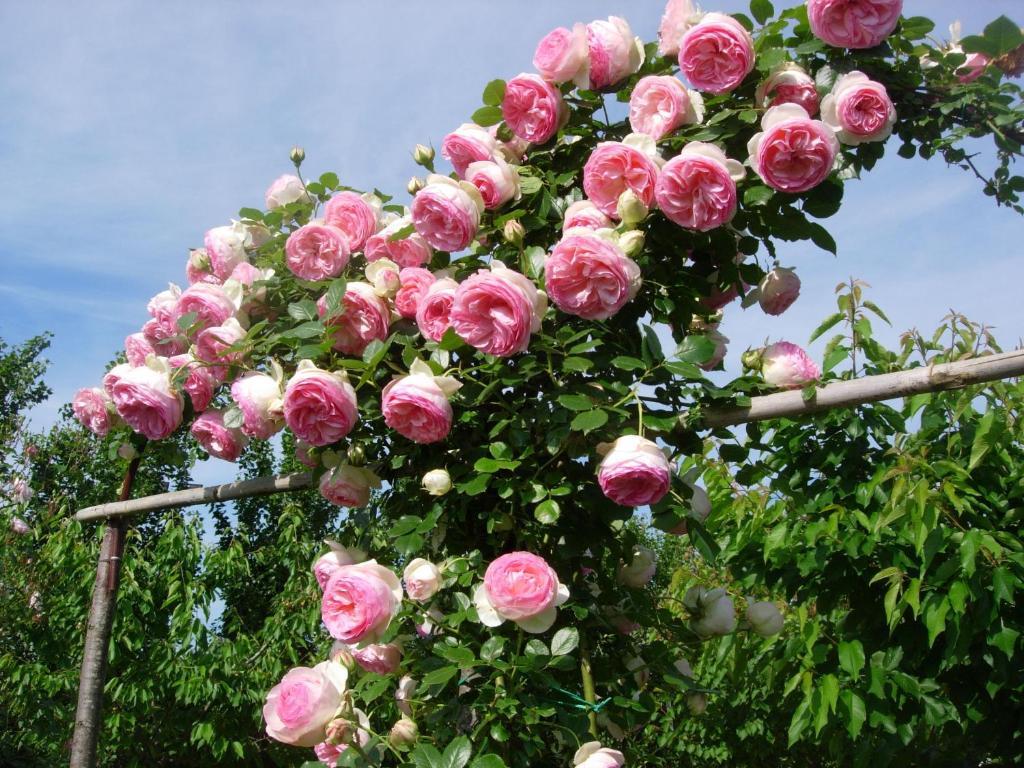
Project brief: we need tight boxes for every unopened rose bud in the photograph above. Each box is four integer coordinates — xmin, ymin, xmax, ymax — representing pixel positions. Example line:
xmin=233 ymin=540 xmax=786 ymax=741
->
xmin=747 ymin=600 xmax=784 ymax=637
xmin=389 ymin=717 xmax=419 ymax=748
xmin=687 ymin=692 xmax=707 ymax=715
xmin=347 ymin=444 xmax=366 ymax=467
xmin=407 ymin=176 xmax=425 ymax=195
xmin=330 ymin=640 xmax=357 ymax=670
xmin=616 ymin=189 xmax=649 ymax=225
xmin=421 ymin=469 xmax=452 ymax=496
xmin=503 ymin=219 xmax=525 ymax=247
xmin=618 ymin=229 xmax=645 ymax=257
xmin=117 ymin=443 xmax=137 ymax=461
xmin=412 ymin=144 xmax=435 ymax=167
xmin=325 ymin=717 xmax=353 ymax=745
xmin=758 ymin=266 xmax=801 ymax=316
xmin=289 ymin=145 xmax=305 ymax=166
xmin=189 ymin=248 xmax=211 ymax=272
xmin=741 ymin=348 xmax=764 ymax=372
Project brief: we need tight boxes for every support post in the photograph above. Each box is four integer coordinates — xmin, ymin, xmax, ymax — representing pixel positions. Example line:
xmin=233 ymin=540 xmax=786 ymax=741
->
xmin=69 ymin=453 xmax=143 ymax=768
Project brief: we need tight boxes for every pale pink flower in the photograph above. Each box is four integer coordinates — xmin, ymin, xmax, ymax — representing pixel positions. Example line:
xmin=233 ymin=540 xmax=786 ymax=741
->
xmin=108 ymin=358 xmax=184 ymax=441
xmin=474 ymin=552 xmax=569 ymax=633
xmin=394 ymin=267 xmax=436 ymax=319
xmin=678 ymin=13 xmax=755 ymax=94
xmin=283 ymin=361 xmax=358 ymax=447
xmin=583 ymin=137 xmax=661 ymax=218
xmin=319 ymin=465 xmax=381 ymax=508
xmin=562 ymin=200 xmax=613 ymax=232
xmin=758 ymin=266 xmax=801 ymax=315
xmin=618 ymin=547 xmax=657 ymax=588
xmin=72 ymin=386 xmax=119 ymax=437
xmin=230 ymin=371 xmax=285 ymax=439
xmin=10 ymin=517 xmax=30 ymax=535
xmin=168 ymin=354 xmax=218 ymax=412
xmin=175 ymin=283 xmax=237 ymax=334
xmin=658 ymin=0 xmax=699 ymax=57
xmin=502 ymin=73 xmax=566 ymax=145
xmin=265 ymin=174 xmax=311 ymax=209
xmin=755 ymin=63 xmax=820 ymax=117
xmin=321 ymin=559 xmax=403 ymax=644
xmin=820 ymin=71 xmax=896 ymax=145
xmin=656 ymin=142 xmax=744 ymax=231
xmin=318 ymin=282 xmax=391 ymax=357
xmin=533 ymin=23 xmax=589 ymax=85
xmin=586 ymin=16 xmax=644 ymax=91
xmin=404 ymin=558 xmax=442 ymax=602
xmin=574 ymin=741 xmax=626 ymax=768
xmin=411 ymin=176 xmax=484 ymax=253
xmin=285 ymin=222 xmax=351 ymax=281
xmin=807 ymin=0 xmax=902 ymax=49
xmin=263 ymin=661 xmax=348 ymax=747
xmin=323 ymin=192 xmax=379 ymax=252
xmin=416 ymin=277 xmax=459 ymax=342
xmin=545 ymin=231 xmax=640 ymax=320
xmin=629 ymin=75 xmax=704 ymax=140
xmin=204 ymin=224 xmax=250 ymax=282
xmin=596 ymin=435 xmax=671 ymax=507
xmin=747 ymin=104 xmax=839 ymax=193
xmin=194 ymin=318 xmax=246 ymax=373
xmin=465 ymin=159 xmax=520 ymax=210
xmin=382 ymin=359 xmax=460 ymax=444
xmin=441 ymin=123 xmax=498 ymax=177
xmin=450 ymin=262 xmax=546 ymax=357
xmin=191 ymin=410 xmax=248 ymax=462
xmin=352 ymin=643 xmax=402 ymax=675
xmin=365 ymin=216 xmax=433 ymax=269
xmin=761 ymin=341 xmax=821 ymax=389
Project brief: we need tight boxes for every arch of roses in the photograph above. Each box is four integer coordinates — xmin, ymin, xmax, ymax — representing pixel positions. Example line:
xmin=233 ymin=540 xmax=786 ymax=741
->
xmin=65 ymin=1 xmax=1024 ymax=766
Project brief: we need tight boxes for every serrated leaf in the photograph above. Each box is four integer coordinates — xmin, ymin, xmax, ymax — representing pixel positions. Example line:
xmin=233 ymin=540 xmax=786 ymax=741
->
xmin=471 ymin=105 xmax=504 ymax=127
xmin=809 ymin=312 xmax=844 ymax=343
xmin=222 ymin=406 xmax=243 ymax=429
xmin=481 ymin=79 xmax=506 ymax=107
xmin=750 ymin=0 xmax=773 ymax=25
xmin=470 ymin=757 xmax=507 ymax=768
xmin=421 ymin=665 xmax=459 ymax=687
xmin=324 ymin=278 xmax=347 ymax=317
xmin=288 ymin=300 xmax=318 ymax=322
xmin=743 ymin=185 xmax=774 ymax=207
xmin=969 ymin=409 xmax=997 ymax=470
xmin=550 ymin=627 xmax=579 ymax=656
xmin=570 ymin=409 xmax=608 ymax=433
xmin=480 ymin=636 xmax=506 ymax=661
xmin=982 ymin=15 xmax=1024 ymax=57
xmin=611 ymin=356 xmax=646 ymax=371
xmin=534 ymin=499 xmax=561 ymax=525
xmin=557 ymin=394 xmax=592 ymax=411
xmin=676 ymin=334 xmax=715 ymax=364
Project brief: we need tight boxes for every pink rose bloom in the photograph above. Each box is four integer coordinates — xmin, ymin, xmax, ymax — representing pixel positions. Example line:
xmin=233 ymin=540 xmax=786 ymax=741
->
xmin=958 ymin=52 xmax=991 ymax=83
xmin=411 ymin=176 xmax=484 ymax=253
xmin=283 ymin=361 xmax=358 ymax=447
xmin=701 ymin=282 xmax=739 ymax=312
xmin=597 ymin=435 xmax=671 ymax=507
xmin=11 ymin=477 xmax=32 ymax=504
xmin=11 ymin=517 xmax=30 ymax=535
xmin=185 ymin=248 xmax=220 ymax=286
xmin=315 ymin=741 xmax=345 ymax=768
xmin=441 ymin=123 xmax=498 ymax=177
xmin=678 ymin=13 xmax=755 ymax=94
xmin=502 ymin=73 xmax=566 ymax=145
xmin=474 ymin=551 xmax=570 ymax=634
xmin=756 ymin=63 xmax=820 ymax=117
xmin=285 ymin=222 xmax=351 ymax=281
xmin=313 ymin=543 xmax=363 ymax=589
xmin=574 ymin=742 xmax=626 ymax=768
xmin=394 ymin=267 xmax=436 ymax=319
xmin=321 ymin=559 xmax=403 ymax=644
xmin=629 ymin=75 xmax=704 ymax=140
xmin=263 ymin=661 xmax=348 ymax=747
xmin=586 ymin=16 xmax=644 ymax=91
xmin=807 ymin=0 xmax=902 ymax=49
xmin=168 ymin=354 xmax=218 ymax=411
xmin=142 ymin=318 xmax=186 ymax=357
xmin=465 ymin=158 xmax=520 ymax=210
xmin=175 ymin=283 xmax=237 ymax=334
xmin=655 ymin=142 xmax=745 ymax=232
xmin=323 ymin=192 xmax=379 ymax=253
xmin=124 ymin=333 xmax=155 ymax=367
xmin=194 ymin=319 xmax=246 ymax=373
xmin=319 ymin=465 xmax=381 ymax=508
xmin=697 ymin=327 xmax=729 ymax=372
xmin=72 ymin=387 xmax=118 ymax=436
xmin=108 ymin=359 xmax=184 ymax=441
xmin=583 ymin=139 xmax=660 ymax=218
xmin=404 ymin=558 xmax=442 ymax=601
xmin=230 ymin=371 xmax=284 ymax=439
xmin=295 ymin=439 xmax=317 ymax=468
xmin=758 ymin=266 xmax=801 ymax=315
xmin=493 ymin=128 xmax=531 ymax=164
xmin=147 ymin=284 xmax=180 ymax=320
xmin=658 ymin=0 xmax=698 ymax=56
xmin=747 ymin=104 xmax=840 ymax=193
xmin=451 ymin=262 xmax=546 ymax=357
xmin=821 ymin=71 xmax=896 ymax=145
xmin=265 ymin=174 xmax=311 ymax=209
xmin=563 ymin=200 xmax=613 ymax=232
xmin=416 ymin=277 xmax=459 ymax=342
xmin=365 ymin=216 xmax=433 ymax=269
xmin=352 ymin=643 xmax=402 ymax=675
xmin=227 ymin=261 xmax=261 ymax=287
xmin=191 ymin=410 xmax=248 ymax=462
xmin=318 ymin=282 xmax=391 ymax=357
xmin=204 ymin=224 xmax=249 ymax=282
xmin=545 ymin=232 xmax=641 ymax=320
xmin=382 ymin=359 xmax=461 ymax=444
xmin=534 ymin=23 xmax=589 ymax=85
xmin=761 ymin=341 xmax=821 ymax=388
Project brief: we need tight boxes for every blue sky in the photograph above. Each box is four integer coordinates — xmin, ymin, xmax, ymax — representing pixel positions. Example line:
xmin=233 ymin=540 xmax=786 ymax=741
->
xmin=0 ymin=1 xmax=1021 ymax=486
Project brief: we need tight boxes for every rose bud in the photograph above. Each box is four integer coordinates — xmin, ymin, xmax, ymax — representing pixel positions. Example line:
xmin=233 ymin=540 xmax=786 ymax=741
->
xmin=758 ymin=266 xmax=801 ymax=316
xmin=747 ymin=600 xmax=784 ymax=637
xmin=421 ymin=469 xmax=452 ymax=496
xmin=413 ymin=144 xmax=435 ymax=167
xmin=389 ymin=717 xmax=419 ymax=748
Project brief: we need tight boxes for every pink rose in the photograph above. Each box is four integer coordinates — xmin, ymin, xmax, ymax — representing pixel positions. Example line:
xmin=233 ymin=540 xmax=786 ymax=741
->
xmin=204 ymin=224 xmax=249 ymax=282
xmin=821 ymin=71 xmax=896 ymax=145
xmin=142 ymin=318 xmax=186 ymax=358
xmin=11 ymin=477 xmax=32 ymax=504
xmin=562 ymin=200 xmax=613 ymax=232
xmin=699 ymin=328 xmax=729 ymax=371
xmin=230 ymin=371 xmax=284 ymax=439
xmin=534 ymin=23 xmax=589 ymax=85
xmin=191 ymin=410 xmax=248 ymax=462
xmin=586 ymin=16 xmax=644 ymax=91
xmin=381 ymin=360 xmax=461 ymax=444
xmin=758 ymin=266 xmax=801 ymax=315
xmin=574 ymin=742 xmax=626 ymax=768
xmin=403 ymin=558 xmax=442 ymax=602
xmin=194 ymin=318 xmax=246 ymax=373
xmin=655 ymin=142 xmax=745 ymax=231
xmin=545 ymin=232 xmax=641 ymax=320
xmin=747 ymin=104 xmax=840 ymax=193
xmin=313 ymin=543 xmax=364 ymax=589
xmin=493 ymin=127 xmax=531 ymax=164
xmin=678 ymin=13 xmax=755 ymax=94
xmin=629 ymin=76 xmax=704 ymax=140
xmin=365 ymin=217 xmax=433 ymax=269
xmin=319 ymin=465 xmax=381 ymax=508
xmin=465 ymin=159 xmax=520 ymax=210
xmin=321 ymin=559 xmax=403 ymax=644
xmin=72 ymin=387 xmax=119 ymax=437
xmin=807 ymin=0 xmax=902 ymax=49
xmin=175 ymin=283 xmax=237 ymax=334
xmin=502 ymin=73 xmax=566 ymax=145
xmin=583 ymin=138 xmax=660 ymax=218
xmin=658 ymin=0 xmax=698 ymax=57
xmin=415 ymin=277 xmax=459 ymax=342
xmin=450 ymin=263 xmax=546 ymax=357
xmin=283 ymin=361 xmax=358 ymax=447
xmin=265 ymin=174 xmax=311 ymax=209
xmin=323 ymin=192 xmax=379 ymax=253
xmin=263 ymin=661 xmax=348 ymax=747
xmin=395 ymin=675 xmax=416 ymax=717
xmin=108 ymin=359 xmax=184 ymax=441
xmin=441 ymin=123 xmax=498 ymax=177
xmin=285 ymin=223 xmax=351 ymax=281
xmin=169 ymin=354 xmax=218 ymax=412
xmin=411 ymin=176 xmax=484 ymax=253
xmin=124 ymin=333 xmax=155 ymax=367
xmin=394 ymin=268 xmax=436 ymax=319
xmin=474 ymin=551 xmax=569 ymax=634
xmin=185 ymin=248 xmax=219 ymax=286
xmin=147 ymin=284 xmax=180 ymax=321
xmin=760 ymin=341 xmax=821 ymax=388
xmin=958 ymin=52 xmax=991 ymax=83
xmin=596 ymin=435 xmax=671 ymax=507
xmin=295 ymin=439 xmax=317 ymax=468
xmin=318 ymin=282 xmax=391 ymax=357
xmin=352 ymin=643 xmax=402 ymax=675
xmin=11 ymin=516 xmax=30 ymax=535
xmin=756 ymin=63 xmax=820 ymax=117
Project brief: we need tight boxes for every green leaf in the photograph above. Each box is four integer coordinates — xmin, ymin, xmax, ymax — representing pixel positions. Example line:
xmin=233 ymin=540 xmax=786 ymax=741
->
xmin=222 ymin=406 xmax=243 ymax=429
xmin=434 ymin=642 xmax=475 ymax=666
xmin=480 ymin=636 xmax=506 ymax=661
xmin=562 ymin=356 xmax=594 ymax=372
xmin=750 ymin=0 xmax=774 ymax=25
xmin=557 ymin=394 xmax=593 ymax=411
xmin=524 ymin=639 xmax=549 ymax=657
xmin=471 ymin=105 xmax=504 ymax=127
xmin=482 ymin=79 xmax=507 ymax=107
xmin=969 ymin=409 xmax=997 ymax=470
xmin=518 ymin=175 xmax=543 ymax=195
xmin=474 ymin=457 xmax=520 ymax=473
xmin=442 ymin=736 xmax=472 ymax=768
xmin=808 ymin=223 xmax=837 ymax=254
xmin=924 ymin=596 xmax=951 ymax=647
xmin=743 ymin=185 xmax=774 ymax=207
xmin=676 ymin=334 xmax=715 ymax=364
xmin=838 ymin=640 xmax=865 ymax=679
xmin=421 ymin=665 xmax=459 ymax=687
xmin=176 ymin=311 xmax=198 ymax=331
xmin=387 ymin=223 xmax=416 ymax=242
xmin=611 ymin=356 xmax=646 ymax=371
xmin=550 ymin=626 xmax=579 ymax=656
xmin=983 ymin=15 xmax=1024 ymax=56
xmin=324 ymin=277 xmax=347 ymax=317
xmin=570 ymin=409 xmax=608 ymax=433
xmin=862 ymin=300 xmax=891 ymax=325
xmin=840 ymin=690 xmax=867 ymax=739
xmin=411 ymin=744 xmax=445 ymax=768
xmin=809 ymin=312 xmax=844 ymax=343
xmin=534 ymin=499 xmax=561 ymax=525
xmin=470 ymin=757 xmax=507 ymax=768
